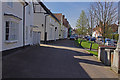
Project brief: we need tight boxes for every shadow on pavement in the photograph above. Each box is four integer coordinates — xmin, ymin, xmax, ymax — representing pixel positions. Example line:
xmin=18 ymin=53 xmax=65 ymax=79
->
xmin=2 ymin=40 xmax=118 ymax=79
xmin=2 ymin=45 xmax=91 ymax=78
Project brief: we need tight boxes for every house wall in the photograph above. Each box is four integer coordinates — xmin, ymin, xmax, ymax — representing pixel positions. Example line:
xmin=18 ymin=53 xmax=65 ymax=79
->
xmin=54 ymin=20 xmax=60 ymax=40
xmin=34 ymin=13 xmax=45 ymax=41
xmin=46 ymin=16 xmax=61 ymax=41
xmin=46 ymin=16 xmax=55 ymax=41
xmin=25 ymin=2 xmax=34 ymax=45
xmin=2 ymin=2 xmax=23 ymax=51
xmin=64 ymin=26 xmax=68 ymax=39
xmin=0 ymin=1 xmax=2 ymax=51
xmin=60 ymin=15 xmax=63 ymax=39
xmin=33 ymin=3 xmax=46 ymax=41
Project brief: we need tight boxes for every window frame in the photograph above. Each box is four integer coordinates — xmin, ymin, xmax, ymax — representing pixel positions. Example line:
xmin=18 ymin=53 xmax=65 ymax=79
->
xmin=5 ymin=20 xmax=19 ymax=42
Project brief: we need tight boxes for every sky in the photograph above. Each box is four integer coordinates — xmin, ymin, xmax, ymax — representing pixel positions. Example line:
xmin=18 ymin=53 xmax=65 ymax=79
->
xmin=44 ymin=2 xmax=118 ymax=29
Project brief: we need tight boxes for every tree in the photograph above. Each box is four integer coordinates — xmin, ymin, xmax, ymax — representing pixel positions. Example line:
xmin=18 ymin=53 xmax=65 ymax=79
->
xmin=76 ymin=10 xmax=88 ymax=36
xmin=89 ymin=2 xmax=118 ymax=43
xmin=88 ymin=4 xmax=95 ymax=36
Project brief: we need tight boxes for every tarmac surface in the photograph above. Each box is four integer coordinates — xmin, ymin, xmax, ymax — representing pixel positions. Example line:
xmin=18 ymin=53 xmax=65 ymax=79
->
xmin=2 ymin=39 xmax=119 ymax=79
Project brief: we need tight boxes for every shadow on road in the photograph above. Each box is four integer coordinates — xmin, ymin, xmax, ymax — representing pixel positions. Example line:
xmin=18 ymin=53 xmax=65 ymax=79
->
xmin=2 ymin=40 xmax=118 ymax=78
xmin=3 ymin=45 xmax=92 ymax=78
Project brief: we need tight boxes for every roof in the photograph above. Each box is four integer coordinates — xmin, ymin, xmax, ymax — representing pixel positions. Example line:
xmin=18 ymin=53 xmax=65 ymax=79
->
xmin=54 ymin=13 xmax=62 ymax=22
xmin=4 ymin=13 xmax=22 ymax=20
xmin=37 ymin=2 xmax=60 ymax=24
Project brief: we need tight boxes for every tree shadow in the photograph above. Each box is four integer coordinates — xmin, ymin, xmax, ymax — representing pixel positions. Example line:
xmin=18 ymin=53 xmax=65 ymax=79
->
xmin=74 ymin=58 xmax=104 ymax=66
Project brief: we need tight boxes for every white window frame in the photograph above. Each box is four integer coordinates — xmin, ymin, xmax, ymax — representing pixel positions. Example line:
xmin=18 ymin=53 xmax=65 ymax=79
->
xmin=5 ymin=20 xmax=19 ymax=42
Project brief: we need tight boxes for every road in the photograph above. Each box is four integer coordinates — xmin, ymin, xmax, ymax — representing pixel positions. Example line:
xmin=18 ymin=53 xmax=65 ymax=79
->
xmin=2 ymin=39 xmax=119 ymax=79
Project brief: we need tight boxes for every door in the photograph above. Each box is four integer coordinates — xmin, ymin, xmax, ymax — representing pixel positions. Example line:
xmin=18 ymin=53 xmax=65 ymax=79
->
xmin=32 ymin=31 xmax=41 ymax=45
xmin=33 ymin=31 xmax=37 ymax=45
xmin=37 ymin=32 xmax=41 ymax=44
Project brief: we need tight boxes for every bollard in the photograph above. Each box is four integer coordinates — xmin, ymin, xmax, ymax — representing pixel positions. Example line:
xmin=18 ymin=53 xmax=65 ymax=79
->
xmin=90 ymin=42 xmax=92 ymax=51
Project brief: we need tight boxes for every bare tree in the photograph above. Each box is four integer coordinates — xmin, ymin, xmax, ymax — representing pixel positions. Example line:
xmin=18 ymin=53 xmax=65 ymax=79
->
xmin=88 ymin=4 xmax=95 ymax=36
xmin=89 ymin=2 xmax=118 ymax=43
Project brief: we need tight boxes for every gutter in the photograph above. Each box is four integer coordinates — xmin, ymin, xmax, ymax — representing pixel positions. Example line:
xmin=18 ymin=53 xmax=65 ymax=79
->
xmin=23 ymin=2 xmax=28 ymax=47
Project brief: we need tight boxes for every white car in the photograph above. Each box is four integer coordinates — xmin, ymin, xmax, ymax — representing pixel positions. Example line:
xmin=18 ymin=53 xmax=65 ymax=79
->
xmin=105 ymin=40 xmax=114 ymax=46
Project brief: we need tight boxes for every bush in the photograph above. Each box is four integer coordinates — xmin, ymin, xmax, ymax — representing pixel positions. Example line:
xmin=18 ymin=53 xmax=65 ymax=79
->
xmin=114 ymin=34 xmax=119 ymax=40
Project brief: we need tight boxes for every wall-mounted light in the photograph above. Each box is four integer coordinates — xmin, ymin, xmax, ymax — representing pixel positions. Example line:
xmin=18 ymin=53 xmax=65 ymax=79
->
xmin=42 ymin=24 xmax=44 ymax=27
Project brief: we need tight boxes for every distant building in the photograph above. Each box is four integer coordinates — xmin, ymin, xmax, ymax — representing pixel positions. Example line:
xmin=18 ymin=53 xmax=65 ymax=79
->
xmin=92 ymin=24 xmax=118 ymax=38
xmin=92 ymin=26 xmax=102 ymax=38
xmin=1 ymin=1 xmax=71 ymax=51
xmin=54 ymin=13 xmax=70 ymax=39
xmin=33 ymin=2 xmax=61 ymax=42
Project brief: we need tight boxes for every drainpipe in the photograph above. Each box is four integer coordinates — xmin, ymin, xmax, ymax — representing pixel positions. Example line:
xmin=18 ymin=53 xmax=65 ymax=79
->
xmin=23 ymin=2 xmax=28 ymax=47
xmin=44 ymin=14 xmax=49 ymax=44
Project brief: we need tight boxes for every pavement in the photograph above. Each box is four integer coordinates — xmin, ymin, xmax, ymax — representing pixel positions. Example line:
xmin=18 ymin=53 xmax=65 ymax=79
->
xmin=2 ymin=39 xmax=119 ymax=79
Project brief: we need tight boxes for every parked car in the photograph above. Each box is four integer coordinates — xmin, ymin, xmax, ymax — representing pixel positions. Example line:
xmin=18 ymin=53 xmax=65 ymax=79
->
xmin=105 ymin=41 xmax=114 ymax=46
xmin=96 ymin=36 xmax=104 ymax=44
xmin=70 ymin=35 xmax=77 ymax=40
xmin=91 ymin=37 xmax=96 ymax=42
xmin=87 ymin=36 xmax=91 ymax=41
xmin=74 ymin=34 xmax=78 ymax=39
xmin=105 ymin=38 xmax=111 ymax=43
xmin=111 ymin=39 xmax=117 ymax=46
xmin=105 ymin=38 xmax=115 ymax=46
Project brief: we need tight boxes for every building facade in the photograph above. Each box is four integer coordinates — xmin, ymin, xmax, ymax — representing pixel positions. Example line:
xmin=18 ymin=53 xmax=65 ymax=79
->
xmin=1 ymin=1 xmax=71 ymax=51
xmin=0 ymin=1 xmax=2 ymax=51
xmin=2 ymin=1 xmax=24 ymax=51
xmin=33 ymin=2 xmax=61 ymax=42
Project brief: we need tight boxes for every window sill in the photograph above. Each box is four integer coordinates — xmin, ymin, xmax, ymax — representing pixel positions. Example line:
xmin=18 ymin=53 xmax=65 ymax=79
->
xmin=5 ymin=40 xmax=18 ymax=44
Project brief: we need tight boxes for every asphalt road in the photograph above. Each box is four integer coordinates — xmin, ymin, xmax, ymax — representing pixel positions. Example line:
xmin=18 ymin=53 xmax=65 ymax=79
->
xmin=2 ymin=39 xmax=119 ymax=79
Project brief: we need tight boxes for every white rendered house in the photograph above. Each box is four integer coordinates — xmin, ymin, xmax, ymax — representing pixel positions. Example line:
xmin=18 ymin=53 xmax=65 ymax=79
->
xmin=33 ymin=2 xmax=61 ymax=42
xmin=2 ymin=1 xmax=25 ymax=51
xmin=25 ymin=1 xmax=41 ymax=45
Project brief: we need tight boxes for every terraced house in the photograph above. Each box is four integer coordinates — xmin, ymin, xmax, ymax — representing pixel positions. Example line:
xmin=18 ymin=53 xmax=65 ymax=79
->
xmin=1 ymin=0 xmax=39 ymax=51
xmin=33 ymin=2 xmax=61 ymax=42
xmin=54 ymin=13 xmax=71 ymax=39
xmin=2 ymin=1 xmax=25 ymax=51
xmin=1 ymin=0 xmax=71 ymax=52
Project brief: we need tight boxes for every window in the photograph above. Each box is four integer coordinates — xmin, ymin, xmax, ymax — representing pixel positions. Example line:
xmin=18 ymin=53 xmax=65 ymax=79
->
xmin=7 ymin=0 xmax=13 ymax=8
xmin=5 ymin=21 xmax=19 ymax=41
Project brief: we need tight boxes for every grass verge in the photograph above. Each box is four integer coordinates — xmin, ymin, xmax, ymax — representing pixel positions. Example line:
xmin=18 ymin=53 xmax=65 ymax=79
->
xmin=87 ymin=50 xmax=98 ymax=57
xmin=76 ymin=38 xmax=99 ymax=50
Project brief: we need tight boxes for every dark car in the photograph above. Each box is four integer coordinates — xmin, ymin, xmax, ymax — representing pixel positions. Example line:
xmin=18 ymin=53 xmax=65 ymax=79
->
xmin=87 ymin=36 xmax=91 ymax=41
xmin=70 ymin=34 xmax=78 ymax=40
xmin=70 ymin=35 xmax=76 ymax=40
xmin=91 ymin=37 xmax=96 ymax=42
